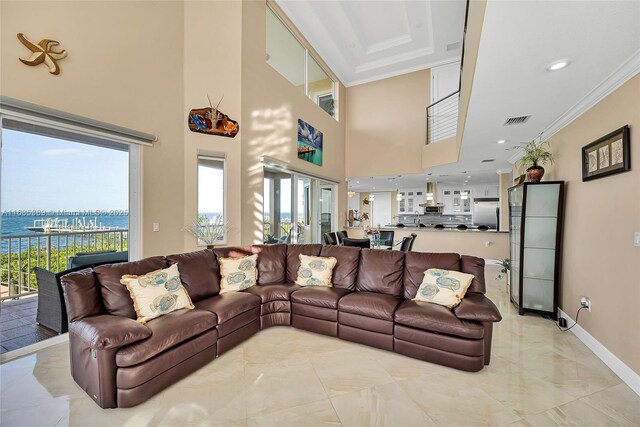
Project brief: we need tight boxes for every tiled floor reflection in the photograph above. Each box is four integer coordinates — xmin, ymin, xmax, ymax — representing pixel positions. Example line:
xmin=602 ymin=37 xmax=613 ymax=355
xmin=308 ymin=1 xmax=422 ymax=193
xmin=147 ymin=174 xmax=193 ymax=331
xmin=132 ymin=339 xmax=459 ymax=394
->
xmin=1 ymin=265 xmax=639 ymax=426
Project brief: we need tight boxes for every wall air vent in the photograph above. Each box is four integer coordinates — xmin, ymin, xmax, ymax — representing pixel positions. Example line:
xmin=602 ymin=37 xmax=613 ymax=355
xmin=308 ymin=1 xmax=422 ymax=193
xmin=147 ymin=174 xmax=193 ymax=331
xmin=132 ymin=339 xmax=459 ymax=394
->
xmin=504 ymin=115 xmax=531 ymax=126
xmin=481 ymin=159 xmax=495 ymax=163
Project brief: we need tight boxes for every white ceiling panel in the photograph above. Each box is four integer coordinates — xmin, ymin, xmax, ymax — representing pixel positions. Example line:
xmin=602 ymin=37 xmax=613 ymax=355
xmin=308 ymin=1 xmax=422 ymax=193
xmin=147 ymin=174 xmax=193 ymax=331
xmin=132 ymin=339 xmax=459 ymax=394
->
xmin=276 ymin=0 xmax=466 ymax=86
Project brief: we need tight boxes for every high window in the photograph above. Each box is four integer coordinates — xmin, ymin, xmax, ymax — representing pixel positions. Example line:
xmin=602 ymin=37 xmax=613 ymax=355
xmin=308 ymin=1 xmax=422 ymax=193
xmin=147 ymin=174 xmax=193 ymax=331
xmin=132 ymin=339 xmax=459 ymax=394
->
xmin=266 ymin=7 xmax=336 ymax=118
xmin=196 ymin=155 xmax=226 ymax=245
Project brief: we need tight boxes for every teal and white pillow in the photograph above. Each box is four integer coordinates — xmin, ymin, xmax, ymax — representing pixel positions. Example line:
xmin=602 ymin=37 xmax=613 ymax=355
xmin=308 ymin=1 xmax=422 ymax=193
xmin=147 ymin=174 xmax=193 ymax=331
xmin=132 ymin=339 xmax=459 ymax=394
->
xmin=121 ymin=263 xmax=194 ymax=323
xmin=413 ymin=268 xmax=474 ymax=308
xmin=219 ymin=254 xmax=258 ymax=293
xmin=295 ymin=254 xmax=337 ymax=287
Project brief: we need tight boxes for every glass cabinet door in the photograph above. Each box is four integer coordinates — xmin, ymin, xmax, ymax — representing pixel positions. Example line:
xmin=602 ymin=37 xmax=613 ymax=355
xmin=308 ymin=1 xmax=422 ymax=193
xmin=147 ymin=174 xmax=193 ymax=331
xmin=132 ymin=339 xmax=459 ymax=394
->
xmin=521 ymin=183 xmax=560 ymax=312
xmin=508 ymin=186 xmax=523 ymax=303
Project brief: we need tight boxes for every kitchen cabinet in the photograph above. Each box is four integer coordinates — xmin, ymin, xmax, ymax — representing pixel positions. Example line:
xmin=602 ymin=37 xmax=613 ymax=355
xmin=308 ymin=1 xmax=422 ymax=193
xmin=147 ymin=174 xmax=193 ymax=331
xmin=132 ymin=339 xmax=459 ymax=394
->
xmin=474 ymin=185 xmax=499 ymax=198
xmin=398 ymin=189 xmax=425 ymax=214
xmin=508 ymin=181 xmax=564 ymax=319
xmin=442 ymin=189 xmax=471 ymax=215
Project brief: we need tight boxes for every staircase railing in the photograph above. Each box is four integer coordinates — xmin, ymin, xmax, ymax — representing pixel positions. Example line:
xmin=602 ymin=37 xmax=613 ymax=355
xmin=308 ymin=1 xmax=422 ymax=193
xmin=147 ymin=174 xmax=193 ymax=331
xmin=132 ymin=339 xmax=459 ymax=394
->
xmin=425 ymin=90 xmax=460 ymax=144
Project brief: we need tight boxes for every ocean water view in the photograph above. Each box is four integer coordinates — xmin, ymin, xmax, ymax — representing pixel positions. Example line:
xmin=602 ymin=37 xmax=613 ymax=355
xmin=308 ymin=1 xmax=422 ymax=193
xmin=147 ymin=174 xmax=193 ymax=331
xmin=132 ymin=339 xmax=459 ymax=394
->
xmin=1 ymin=212 xmax=129 ymax=254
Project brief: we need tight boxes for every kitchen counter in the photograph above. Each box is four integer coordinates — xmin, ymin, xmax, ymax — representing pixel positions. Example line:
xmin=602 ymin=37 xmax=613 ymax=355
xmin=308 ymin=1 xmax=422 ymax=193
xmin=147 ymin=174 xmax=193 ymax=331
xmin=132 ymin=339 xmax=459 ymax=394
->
xmin=346 ymin=225 xmax=507 ymax=233
xmin=344 ymin=226 xmax=509 ymax=260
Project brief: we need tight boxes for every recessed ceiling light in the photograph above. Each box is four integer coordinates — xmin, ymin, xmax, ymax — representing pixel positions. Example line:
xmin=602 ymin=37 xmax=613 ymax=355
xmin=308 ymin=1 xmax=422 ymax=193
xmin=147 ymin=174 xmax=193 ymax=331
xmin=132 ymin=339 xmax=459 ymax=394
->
xmin=497 ymin=139 xmax=506 ymax=144
xmin=467 ymin=175 xmax=471 ymax=178
xmin=547 ymin=59 xmax=571 ymax=72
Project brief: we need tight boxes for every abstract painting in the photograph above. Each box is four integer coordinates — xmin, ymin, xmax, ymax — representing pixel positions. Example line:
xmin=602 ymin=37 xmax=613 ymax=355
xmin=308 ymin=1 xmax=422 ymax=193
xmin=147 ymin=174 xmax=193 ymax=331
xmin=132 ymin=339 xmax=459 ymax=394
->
xmin=297 ymin=119 xmax=323 ymax=166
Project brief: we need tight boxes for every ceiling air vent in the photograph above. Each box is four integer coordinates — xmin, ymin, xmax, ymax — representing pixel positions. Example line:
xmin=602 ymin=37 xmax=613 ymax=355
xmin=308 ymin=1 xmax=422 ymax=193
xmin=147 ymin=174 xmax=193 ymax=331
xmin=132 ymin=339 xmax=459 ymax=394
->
xmin=481 ymin=159 xmax=495 ymax=163
xmin=504 ymin=115 xmax=531 ymax=126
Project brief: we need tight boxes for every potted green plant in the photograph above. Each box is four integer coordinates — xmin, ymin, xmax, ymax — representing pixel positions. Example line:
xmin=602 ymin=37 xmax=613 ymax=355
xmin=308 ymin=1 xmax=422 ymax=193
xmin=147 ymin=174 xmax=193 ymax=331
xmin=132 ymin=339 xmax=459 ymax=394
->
xmin=520 ymin=141 xmax=554 ymax=182
xmin=184 ymin=215 xmax=230 ymax=249
xmin=496 ymin=258 xmax=511 ymax=284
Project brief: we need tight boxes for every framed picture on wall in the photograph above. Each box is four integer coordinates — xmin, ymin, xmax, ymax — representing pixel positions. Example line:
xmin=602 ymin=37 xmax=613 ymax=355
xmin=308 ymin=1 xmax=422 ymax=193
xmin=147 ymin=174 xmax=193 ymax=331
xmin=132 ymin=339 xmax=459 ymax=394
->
xmin=582 ymin=125 xmax=630 ymax=181
xmin=297 ymin=119 xmax=323 ymax=166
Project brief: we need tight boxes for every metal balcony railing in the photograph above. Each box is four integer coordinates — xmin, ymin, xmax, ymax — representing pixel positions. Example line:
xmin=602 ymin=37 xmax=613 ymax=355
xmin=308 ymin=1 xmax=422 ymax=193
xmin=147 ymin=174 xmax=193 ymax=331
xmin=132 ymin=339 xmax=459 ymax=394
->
xmin=0 ymin=229 xmax=128 ymax=301
xmin=426 ymin=90 xmax=460 ymax=144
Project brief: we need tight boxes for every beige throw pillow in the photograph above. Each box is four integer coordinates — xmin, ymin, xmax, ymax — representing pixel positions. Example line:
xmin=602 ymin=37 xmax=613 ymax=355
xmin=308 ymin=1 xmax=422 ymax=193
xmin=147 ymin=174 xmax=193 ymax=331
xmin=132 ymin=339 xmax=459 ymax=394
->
xmin=121 ymin=263 xmax=194 ymax=323
xmin=219 ymin=254 xmax=258 ymax=293
xmin=295 ymin=254 xmax=337 ymax=287
xmin=413 ymin=268 xmax=475 ymax=308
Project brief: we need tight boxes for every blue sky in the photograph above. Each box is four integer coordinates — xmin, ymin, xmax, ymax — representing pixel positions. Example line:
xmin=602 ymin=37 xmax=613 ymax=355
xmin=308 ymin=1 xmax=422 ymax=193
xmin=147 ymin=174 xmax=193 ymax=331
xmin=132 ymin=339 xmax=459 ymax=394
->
xmin=1 ymin=129 xmax=129 ymax=210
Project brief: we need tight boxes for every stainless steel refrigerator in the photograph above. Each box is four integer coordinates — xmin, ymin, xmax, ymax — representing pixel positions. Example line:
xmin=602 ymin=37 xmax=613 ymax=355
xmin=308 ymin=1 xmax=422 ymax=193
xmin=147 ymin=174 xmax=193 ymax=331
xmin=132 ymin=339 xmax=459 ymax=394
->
xmin=472 ymin=198 xmax=499 ymax=228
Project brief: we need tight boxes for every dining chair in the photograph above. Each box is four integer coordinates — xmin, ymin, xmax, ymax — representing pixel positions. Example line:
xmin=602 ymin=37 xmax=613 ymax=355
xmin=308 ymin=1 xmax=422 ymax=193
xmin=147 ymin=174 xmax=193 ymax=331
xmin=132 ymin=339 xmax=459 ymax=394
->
xmin=342 ymin=238 xmax=371 ymax=248
xmin=400 ymin=233 xmax=417 ymax=252
xmin=336 ymin=230 xmax=349 ymax=245
xmin=379 ymin=230 xmax=394 ymax=247
xmin=322 ymin=232 xmax=339 ymax=245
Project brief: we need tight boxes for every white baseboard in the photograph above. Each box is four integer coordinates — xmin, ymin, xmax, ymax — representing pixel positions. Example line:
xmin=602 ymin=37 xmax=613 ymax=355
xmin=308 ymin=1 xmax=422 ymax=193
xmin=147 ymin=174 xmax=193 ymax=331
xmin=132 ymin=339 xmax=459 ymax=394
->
xmin=558 ymin=308 xmax=640 ymax=397
xmin=0 ymin=333 xmax=69 ymax=364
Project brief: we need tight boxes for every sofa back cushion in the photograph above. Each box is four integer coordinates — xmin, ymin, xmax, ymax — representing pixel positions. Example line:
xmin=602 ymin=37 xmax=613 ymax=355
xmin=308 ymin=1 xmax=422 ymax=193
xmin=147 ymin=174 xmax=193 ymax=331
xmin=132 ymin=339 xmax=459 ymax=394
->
xmin=286 ymin=244 xmax=322 ymax=283
xmin=460 ymin=255 xmax=486 ymax=294
xmin=94 ymin=256 xmax=167 ymax=319
xmin=320 ymin=245 xmax=361 ymax=290
xmin=213 ymin=246 xmax=253 ymax=259
xmin=403 ymin=252 xmax=460 ymax=299
xmin=61 ymin=268 xmax=104 ymax=322
xmin=356 ymin=249 xmax=405 ymax=297
xmin=252 ymin=244 xmax=287 ymax=284
xmin=166 ymin=249 xmax=220 ymax=301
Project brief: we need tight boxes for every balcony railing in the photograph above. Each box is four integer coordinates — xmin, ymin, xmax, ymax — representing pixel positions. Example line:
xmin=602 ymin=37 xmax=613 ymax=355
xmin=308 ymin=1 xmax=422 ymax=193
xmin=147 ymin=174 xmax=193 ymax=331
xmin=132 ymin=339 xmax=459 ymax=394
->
xmin=0 ymin=229 xmax=128 ymax=301
xmin=426 ymin=90 xmax=460 ymax=144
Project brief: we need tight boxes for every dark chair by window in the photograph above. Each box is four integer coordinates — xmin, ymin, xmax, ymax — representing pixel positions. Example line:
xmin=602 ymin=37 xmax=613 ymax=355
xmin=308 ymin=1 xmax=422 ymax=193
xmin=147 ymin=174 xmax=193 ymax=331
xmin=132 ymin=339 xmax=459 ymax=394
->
xmin=342 ymin=238 xmax=371 ymax=248
xmin=379 ymin=230 xmax=394 ymax=247
xmin=336 ymin=230 xmax=349 ymax=245
xmin=399 ymin=233 xmax=417 ymax=252
xmin=322 ymin=232 xmax=339 ymax=245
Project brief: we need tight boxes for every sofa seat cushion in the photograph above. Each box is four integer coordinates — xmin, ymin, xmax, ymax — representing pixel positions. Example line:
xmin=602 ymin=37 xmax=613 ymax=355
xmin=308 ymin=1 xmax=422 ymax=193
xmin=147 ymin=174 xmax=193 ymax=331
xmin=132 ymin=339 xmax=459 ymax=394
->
xmin=194 ymin=292 xmax=261 ymax=324
xmin=116 ymin=309 xmax=217 ymax=367
xmin=338 ymin=292 xmax=401 ymax=321
xmin=394 ymin=300 xmax=484 ymax=339
xmin=243 ymin=283 xmax=301 ymax=303
xmin=290 ymin=287 xmax=351 ymax=309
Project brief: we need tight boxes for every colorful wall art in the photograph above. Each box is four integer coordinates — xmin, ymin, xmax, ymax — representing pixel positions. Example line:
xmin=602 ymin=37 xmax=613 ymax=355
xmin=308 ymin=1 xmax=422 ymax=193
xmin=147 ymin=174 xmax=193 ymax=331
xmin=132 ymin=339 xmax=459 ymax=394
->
xmin=188 ymin=95 xmax=239 ymax=138
xmin=297 ymin=119 xmax=323 ymax=166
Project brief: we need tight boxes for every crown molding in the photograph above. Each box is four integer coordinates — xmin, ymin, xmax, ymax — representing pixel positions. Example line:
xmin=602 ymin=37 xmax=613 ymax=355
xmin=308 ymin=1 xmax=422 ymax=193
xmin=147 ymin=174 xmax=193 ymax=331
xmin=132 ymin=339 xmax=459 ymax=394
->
xmin=346 ymin=57 xmax=461 ymax=87
xmin=508 ymin=48 xmax=640 ymax=165
xmin=542 ymin=48 xmax=640 ymax=139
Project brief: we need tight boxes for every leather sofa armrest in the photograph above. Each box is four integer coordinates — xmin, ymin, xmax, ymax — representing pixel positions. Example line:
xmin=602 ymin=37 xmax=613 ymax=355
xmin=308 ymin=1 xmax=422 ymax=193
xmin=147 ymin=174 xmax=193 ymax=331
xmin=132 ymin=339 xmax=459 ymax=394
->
xmin=453 ymin=293 xmax=502 ymax=322
xmin=69 ymin=315 xmax=151 ymax=350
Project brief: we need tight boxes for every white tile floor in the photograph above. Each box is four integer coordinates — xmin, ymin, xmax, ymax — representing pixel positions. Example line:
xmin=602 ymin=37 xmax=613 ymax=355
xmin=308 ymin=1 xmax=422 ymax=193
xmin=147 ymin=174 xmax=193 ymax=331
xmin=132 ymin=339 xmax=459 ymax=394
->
xmin=1 ymin=265 xmax=639 ymax=427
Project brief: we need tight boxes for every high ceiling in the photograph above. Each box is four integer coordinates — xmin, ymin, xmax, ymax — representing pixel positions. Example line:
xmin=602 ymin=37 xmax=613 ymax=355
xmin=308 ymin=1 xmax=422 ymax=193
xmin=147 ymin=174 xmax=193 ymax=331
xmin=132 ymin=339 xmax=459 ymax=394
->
xmin=444 ymin=0 xmax=640 ymax=177
xmin=278 ymin=1 xmax=640 ymax=192
xmin=276 ymin=0 xmax=466 ymax=86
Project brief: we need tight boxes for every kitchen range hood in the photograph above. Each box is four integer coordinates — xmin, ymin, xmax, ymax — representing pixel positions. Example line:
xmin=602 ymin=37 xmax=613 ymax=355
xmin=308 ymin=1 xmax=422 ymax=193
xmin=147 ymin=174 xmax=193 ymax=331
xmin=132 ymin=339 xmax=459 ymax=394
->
xmin=419 ymin=182 xmax=444 ymax=207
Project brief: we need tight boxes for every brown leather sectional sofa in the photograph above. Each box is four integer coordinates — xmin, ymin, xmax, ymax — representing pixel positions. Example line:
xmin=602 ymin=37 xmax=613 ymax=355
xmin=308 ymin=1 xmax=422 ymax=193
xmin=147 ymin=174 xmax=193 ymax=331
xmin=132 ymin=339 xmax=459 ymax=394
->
xmin=61 ymin=244 xmax=501 ymax=409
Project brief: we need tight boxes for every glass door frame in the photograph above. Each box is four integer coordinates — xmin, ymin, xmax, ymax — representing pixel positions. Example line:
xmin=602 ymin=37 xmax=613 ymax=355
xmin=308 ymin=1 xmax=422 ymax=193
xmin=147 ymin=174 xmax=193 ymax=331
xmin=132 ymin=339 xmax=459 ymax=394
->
xmin=263 ymin=165 xmax=338 ymax=244
xmin=0 ymin=113 xmax=142 ymax=260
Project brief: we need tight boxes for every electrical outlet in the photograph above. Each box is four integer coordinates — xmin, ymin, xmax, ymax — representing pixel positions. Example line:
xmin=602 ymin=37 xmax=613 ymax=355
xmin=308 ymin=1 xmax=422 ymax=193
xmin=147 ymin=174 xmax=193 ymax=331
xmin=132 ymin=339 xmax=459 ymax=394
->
xmin=153 ymin=223 xmax=160 ymax=232
xmin=580 ymin=296 xmax=591 ymax=312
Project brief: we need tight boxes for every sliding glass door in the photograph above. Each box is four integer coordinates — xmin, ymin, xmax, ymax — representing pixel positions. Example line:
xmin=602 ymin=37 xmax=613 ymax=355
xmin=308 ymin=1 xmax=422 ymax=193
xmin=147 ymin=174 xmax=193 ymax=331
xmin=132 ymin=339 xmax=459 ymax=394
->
xmin=263 ymin=168 xmax=336 ymax=244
